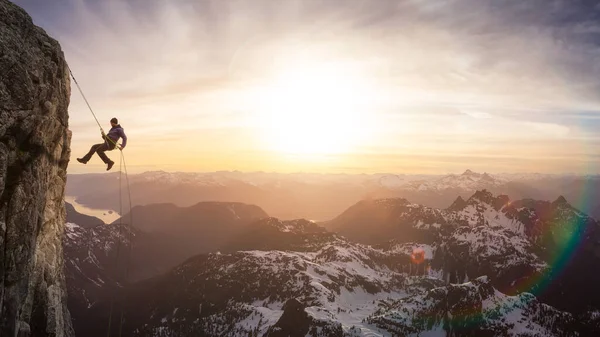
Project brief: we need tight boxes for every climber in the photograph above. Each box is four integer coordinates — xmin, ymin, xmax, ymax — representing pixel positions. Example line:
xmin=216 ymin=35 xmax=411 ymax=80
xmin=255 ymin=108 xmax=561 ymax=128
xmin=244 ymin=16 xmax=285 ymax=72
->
xmin=76 ymin=117 xmax=127 ymax=171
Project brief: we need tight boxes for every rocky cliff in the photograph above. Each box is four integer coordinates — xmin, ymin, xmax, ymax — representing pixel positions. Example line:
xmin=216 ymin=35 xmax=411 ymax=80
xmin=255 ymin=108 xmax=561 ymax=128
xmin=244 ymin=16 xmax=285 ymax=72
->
xmin=0 ymin=0 xmax=73 ymax=336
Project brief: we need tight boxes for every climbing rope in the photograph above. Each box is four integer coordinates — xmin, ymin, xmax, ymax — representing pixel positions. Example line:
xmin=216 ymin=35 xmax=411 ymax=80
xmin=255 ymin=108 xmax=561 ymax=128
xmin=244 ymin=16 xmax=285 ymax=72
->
xmin=68 ymin=65 xmax=123 ymax=149
xmin=105 ymin=152 xmax=123 ymax=337
xmin=106 ymin=151 xmax=134 ymax=337
xmin=67 ymin=66 xmax=103 ymax=133
xmin=67 ymin=65 xmax=134 ymax=337
xmin=118 ymin=152 xmax=134 ymax=337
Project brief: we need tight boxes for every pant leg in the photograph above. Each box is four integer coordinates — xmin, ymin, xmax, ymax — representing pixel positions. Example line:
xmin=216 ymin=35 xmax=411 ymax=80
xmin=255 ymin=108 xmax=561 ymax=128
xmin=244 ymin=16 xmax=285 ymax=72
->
xmin=96 ymin=143 xmax=113 ymax=164
xmin=81 ymin=143 xmax=104 ymax=162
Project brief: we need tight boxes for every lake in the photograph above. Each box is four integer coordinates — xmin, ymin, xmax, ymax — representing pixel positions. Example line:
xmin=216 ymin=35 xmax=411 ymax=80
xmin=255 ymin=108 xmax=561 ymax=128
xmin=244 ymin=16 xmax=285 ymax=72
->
xmin=65 ymin=195 xmax=121 ymax=224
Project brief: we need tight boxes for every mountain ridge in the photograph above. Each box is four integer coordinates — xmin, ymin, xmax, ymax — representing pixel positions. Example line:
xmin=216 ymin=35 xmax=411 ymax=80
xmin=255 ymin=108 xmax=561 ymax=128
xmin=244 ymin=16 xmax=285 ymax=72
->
xmin=63 ymin=190 xmax=600 ymax=336
xmin=66 ymin=170 xmax=600 ymax=221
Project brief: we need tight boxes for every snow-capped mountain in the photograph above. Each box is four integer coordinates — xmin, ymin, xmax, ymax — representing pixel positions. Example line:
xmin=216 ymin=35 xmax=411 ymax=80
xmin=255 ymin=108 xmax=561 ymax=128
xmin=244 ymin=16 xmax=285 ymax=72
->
xmin=66 ymin=169 xmax=600 ymax=222
xmin=64 ymin=221 xmax=134 ymax=333
xmin=64 ymin=201 xmax=270 ymax=283
xmin=369 ymin=170 xmax=551 ymax=215
xmin=63 ymin=201 xmax=268 ymax=334
xmin=326 ymin=189 xmax=592 ymax=249
xmin=127 ymin=235 xmax=419 ymax=337
xmin=367 ymin=276 xmax=577 ymax=336
xmin=386 ymin=169 xmax=508 ymax=192
xmin=327 ymin=190 xmax=600 ymax=314
xmin=66 ymin=171 xmax=379 ymax=221
xmin=64 ymin=190 xmax=600 ymax=336
xmin=68 ymin=218 xmax=420 ymax=336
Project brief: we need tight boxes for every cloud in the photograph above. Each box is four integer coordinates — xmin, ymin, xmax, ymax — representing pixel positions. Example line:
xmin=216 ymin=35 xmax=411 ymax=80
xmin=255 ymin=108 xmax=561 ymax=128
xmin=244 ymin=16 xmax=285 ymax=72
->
xmin=524 ymin=121 xmax=571 ymax=138
xmin=51 ymin=0 xmax=600 ymax=116
xmin=111 ymin=76 xmax=236 ymax=104
xmin=12 ymin=0 xmax=600 ymax=173
xmin=461 ymin=110 xmax=494 ymax=119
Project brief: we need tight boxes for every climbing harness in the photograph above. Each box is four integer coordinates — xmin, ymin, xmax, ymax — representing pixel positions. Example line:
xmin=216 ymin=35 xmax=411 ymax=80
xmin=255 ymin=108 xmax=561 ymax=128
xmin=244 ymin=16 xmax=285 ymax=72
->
xmin=68 ymin=65 xmax=134 ymax=337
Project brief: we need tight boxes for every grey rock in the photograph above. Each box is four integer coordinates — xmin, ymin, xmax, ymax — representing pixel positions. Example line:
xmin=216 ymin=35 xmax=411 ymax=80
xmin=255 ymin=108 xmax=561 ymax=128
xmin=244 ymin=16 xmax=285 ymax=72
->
xmin=1 ymin=0 xmax=73 ymax=336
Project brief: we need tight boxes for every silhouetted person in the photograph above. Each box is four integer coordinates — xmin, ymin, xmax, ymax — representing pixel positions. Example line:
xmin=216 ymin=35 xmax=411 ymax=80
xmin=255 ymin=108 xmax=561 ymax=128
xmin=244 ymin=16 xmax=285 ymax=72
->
xmin=77 ymin=117 xmax=127 ymax=171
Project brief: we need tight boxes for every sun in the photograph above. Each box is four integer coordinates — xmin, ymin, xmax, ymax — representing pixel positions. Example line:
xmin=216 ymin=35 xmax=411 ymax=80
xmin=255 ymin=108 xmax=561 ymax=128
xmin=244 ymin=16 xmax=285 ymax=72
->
xmin=255 ymin=60 xmax=376 ymax=156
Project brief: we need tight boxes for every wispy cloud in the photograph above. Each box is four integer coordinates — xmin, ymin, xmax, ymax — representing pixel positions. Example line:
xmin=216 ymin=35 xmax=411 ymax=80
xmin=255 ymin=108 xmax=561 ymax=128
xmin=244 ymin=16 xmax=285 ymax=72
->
xmin=13 ymin=0 xmax=600 ymax=174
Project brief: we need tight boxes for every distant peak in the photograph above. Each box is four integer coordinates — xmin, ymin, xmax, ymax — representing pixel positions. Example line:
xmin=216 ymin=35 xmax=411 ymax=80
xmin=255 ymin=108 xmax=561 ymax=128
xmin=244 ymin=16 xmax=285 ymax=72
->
xmin=468 ymin=190 xmax=510 ymax=210
xmin=462 ymin=169 xmax=475 ymax=175
xmin=448 ymin=196 xmax=468 ymax=211
xmin=373 ymin=198 xmax=411 ymax=206
xmin=257 ymin=217 xmax=325 ymax=234
xmin=471 ymin=189 xmax=493 ymax=201
xmin=553 ymin=195 xmax=568 ymax=205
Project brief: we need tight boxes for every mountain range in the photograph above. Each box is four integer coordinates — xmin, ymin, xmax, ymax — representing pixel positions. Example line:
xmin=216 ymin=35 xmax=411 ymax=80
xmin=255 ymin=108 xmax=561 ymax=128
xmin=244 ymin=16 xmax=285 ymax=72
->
xmin=66 ymin=170 xmax=600 ymax=222
xmin=63 ymin=189 xmax=600 ymax=336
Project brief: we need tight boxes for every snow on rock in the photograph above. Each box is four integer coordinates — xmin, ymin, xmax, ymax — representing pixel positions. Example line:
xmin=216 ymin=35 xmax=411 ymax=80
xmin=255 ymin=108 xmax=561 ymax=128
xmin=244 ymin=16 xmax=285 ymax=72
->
xmin=437 ymin=225 xmax=547 ymax=289
xmin=65 ymin=189 xmax=600 ymax=336
xmin=383 ymin=242 xmax=436 ymax=260
xmin=261 ymin=217 xmax=326 ymax=234
xmin=397 ymin=170 xmax=508 ymax=192
xmin=122 ymin=214 xmax=573 ymax=337
xmin=63 ymin=221 xmax=135 ymax=332
xmin=128 ymin=233 xmax=449 ymax=337
xmin=367 ymin=276 xmax=577 ymax=337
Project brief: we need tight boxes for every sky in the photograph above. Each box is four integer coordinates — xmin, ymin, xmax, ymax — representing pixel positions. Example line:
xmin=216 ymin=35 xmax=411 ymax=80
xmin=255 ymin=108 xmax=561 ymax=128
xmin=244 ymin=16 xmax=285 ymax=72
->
xmin=12 ymin=0 xmax=600 ymax=175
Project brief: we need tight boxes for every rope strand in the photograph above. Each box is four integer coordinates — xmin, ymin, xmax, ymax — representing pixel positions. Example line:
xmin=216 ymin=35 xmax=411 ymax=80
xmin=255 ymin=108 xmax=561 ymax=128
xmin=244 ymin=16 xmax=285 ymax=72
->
xmin=68 ymin=66 xmax=133 ymax=337
xmin=118 ymin=153 xmax=134 ymax=337
xmin=106 ymin=152 xmax=124 ymax=337
xmin=67 ymin=66 xmax=103 ymax=132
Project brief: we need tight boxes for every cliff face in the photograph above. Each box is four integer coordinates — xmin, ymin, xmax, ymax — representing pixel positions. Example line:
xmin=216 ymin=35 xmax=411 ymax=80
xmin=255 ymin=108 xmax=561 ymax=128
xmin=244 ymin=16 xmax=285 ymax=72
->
xmin=0 ymin=0 xmax=73 ymax=336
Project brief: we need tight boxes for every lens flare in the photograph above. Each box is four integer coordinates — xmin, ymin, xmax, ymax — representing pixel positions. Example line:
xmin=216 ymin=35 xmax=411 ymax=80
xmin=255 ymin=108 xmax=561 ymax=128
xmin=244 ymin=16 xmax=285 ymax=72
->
xmin=419 ymin=200 xmax=595 ymax=329
xmin=411 ymin=247 xmax=425 ymax=265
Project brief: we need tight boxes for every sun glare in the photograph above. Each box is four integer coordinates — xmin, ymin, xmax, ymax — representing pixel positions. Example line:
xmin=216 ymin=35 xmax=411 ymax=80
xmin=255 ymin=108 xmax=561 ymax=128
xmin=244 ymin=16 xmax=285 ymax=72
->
xmin=255 ymin=60 xmax=376 ymax=156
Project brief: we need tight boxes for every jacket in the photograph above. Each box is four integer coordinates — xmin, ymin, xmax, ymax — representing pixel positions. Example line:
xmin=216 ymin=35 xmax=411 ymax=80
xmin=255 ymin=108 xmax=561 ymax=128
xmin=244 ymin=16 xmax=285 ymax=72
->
xmin=103 ymin=124 xmax=127 ymax=148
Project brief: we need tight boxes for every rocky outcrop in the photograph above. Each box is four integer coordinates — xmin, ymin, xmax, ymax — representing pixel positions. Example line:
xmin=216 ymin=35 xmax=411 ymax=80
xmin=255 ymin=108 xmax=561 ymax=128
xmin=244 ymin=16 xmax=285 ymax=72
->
xmin=263 ymin=299 xmax=311 ymax=337
xmin=263 ymin=299 xmax=344 ymax=337
xmin=1 ymin=0 xmax=73 ymax=336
